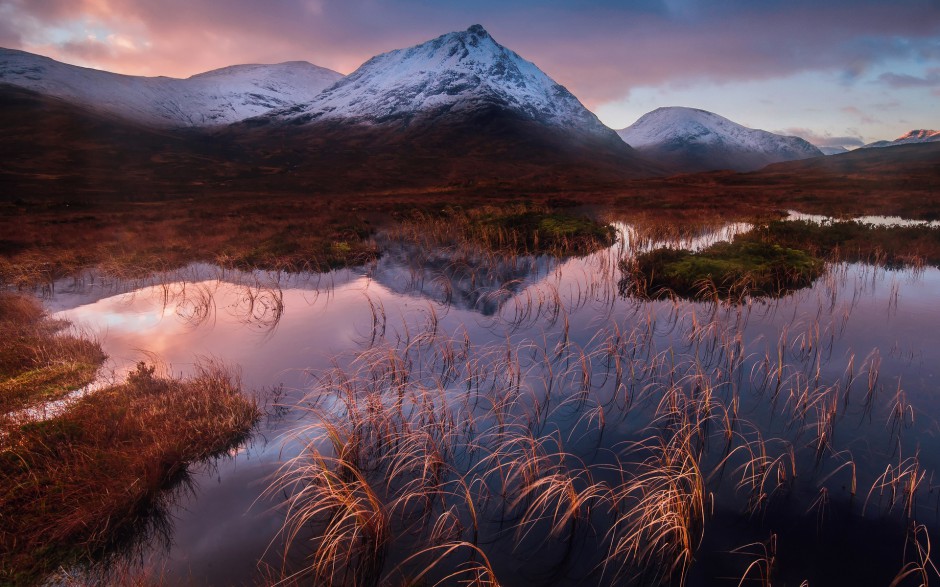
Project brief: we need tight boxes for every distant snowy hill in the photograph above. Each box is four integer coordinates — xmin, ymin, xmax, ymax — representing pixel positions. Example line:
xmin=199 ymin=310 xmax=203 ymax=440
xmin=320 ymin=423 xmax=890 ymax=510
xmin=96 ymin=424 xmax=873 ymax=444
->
xmin=263 ymin=25 xmax=613 ymax=136
xmin=617 ymin=107 xmax=822 ymax=173
xmin=818 ymin=146 xmax=849 ymax=156
xmin=0 ymin=47 xmax=342 ymax=127
xmin=862 ymin=129 xmax=940 ymax=149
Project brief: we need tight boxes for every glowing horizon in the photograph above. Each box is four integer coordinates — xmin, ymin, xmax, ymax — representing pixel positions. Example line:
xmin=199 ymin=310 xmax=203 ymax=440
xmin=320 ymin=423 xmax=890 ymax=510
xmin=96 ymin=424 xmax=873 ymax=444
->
xmin=1 ymin=0 xmax=937 ymax=146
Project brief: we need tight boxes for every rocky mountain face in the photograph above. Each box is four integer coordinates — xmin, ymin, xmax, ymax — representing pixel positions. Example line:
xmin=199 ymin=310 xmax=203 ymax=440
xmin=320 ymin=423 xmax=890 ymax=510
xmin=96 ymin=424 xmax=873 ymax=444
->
xmin=232 ymin=25 xmax=660 ymax=188
xmin=262 ymin=25 xmax=611 ymax=134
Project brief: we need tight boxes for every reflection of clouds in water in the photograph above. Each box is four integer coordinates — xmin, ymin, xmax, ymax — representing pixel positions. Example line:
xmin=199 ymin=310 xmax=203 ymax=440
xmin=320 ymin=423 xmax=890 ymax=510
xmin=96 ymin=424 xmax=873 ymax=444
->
xmin=52 ymin=219 xmax=773 ymax=384
xmin=54 ymin=274 xmax=381 ymax=390
xmin=98 ymin=304 xmax=178 ymax=330
xmin=41 ymin=233 xmax=940 ymax=586
xmin=47 ymin=216 xmax=851 ymax=388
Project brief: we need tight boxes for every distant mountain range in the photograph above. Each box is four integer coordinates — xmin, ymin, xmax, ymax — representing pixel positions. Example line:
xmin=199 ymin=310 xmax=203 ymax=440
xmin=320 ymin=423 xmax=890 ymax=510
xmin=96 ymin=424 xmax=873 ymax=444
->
xmin=818 ymin=146 xmax=849 ymax=156
xmin=0 ymin=27 xmax=936 ymax=197
xmin=617 ymin=107 xmax=822 ymax=173
xmin=226 ymin=24 xmax=656 ymax=188
xmin=861 ymin=129 xmax=940 ymax=149
xmin=0 ymin=47 xmax=342 ymax=127
xmin=1 ymin=26 xmax=663 ymax=193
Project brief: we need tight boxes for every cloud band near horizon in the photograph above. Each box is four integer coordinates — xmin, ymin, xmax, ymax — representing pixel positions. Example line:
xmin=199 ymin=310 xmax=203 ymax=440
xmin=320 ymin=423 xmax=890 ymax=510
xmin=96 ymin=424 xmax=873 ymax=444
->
xmin=1 ymin=0 xmax=937 ymax=145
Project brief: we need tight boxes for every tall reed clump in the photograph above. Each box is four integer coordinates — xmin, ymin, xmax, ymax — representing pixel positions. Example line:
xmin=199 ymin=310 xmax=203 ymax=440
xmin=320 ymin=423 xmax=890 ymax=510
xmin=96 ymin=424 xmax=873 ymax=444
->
xmin=604 ymin=431 xmax=705 ymax=586
xmin=0 ymin=354 xmax=261 ymax=584
xmin=271 ymin=243 xmax=940 ymax=586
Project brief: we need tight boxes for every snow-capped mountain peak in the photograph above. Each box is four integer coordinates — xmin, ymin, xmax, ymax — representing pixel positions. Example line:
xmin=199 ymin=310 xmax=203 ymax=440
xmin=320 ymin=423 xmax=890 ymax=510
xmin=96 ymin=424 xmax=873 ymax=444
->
xmin=862 ymin=129 xmax=940 ymax=149
xmin=0 ymin=47 xmax=343 ymax=127
xmin=270 ymin=25 xmax=610 ymax=133
xmin=817 ymin=146 xmax=849 ymax=156
xmin=618 ymin=107 xmax=817 ymax=154
xmin=616 ymin=107 xmax=822 ymax=172
xmin=898 ymin=129 xmax=940 ymax=141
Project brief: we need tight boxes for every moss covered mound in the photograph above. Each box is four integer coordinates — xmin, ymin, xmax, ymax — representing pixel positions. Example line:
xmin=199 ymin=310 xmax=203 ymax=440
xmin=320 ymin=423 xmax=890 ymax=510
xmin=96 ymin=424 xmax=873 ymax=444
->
xmin=624 ymin=240 xmax=825 ymax=300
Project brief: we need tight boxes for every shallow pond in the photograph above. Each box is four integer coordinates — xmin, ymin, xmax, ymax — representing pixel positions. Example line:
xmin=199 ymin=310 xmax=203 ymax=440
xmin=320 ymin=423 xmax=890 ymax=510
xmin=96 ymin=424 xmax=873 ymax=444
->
xmin=48 ymin=221 xmax=940 ymax=586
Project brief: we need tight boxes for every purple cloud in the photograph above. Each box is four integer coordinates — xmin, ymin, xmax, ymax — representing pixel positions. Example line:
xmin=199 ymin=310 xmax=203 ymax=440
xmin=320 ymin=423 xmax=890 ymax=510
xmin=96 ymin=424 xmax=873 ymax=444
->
xmin=841 ymin=106 xmax=881 ymax=126
xmin=778 ymin=127 xmax=866 ymax=148
xmin=877 ymin=69 xmax=940 ymax=88
xmin=1 ymin=0 xmax=938 ymax=107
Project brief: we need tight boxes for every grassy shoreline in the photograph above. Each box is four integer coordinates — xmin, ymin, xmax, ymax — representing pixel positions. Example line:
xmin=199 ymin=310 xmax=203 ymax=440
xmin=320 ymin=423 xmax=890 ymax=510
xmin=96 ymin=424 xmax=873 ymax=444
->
xmin=4 ymin=174 xmax=939 ymax=289
xmin=0 ymin=293 xmax=261 ymax=584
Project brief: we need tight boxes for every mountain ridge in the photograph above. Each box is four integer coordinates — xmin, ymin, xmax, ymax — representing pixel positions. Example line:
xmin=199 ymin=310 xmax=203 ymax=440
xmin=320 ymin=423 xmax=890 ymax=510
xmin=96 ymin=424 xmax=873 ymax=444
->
xmin=227 ymin=25 xmax=660 ymax=186
xmin=0 ymin=26 xmax=660 ymax=199
xmin=258 ymin=25 xmax=614 ymax=137
xmin=862 ymin=129 xmax=940 ymax=149
xmin=617 ymin=106 xmax=822 ymax=173
xmin=0 ymin=47 xmax=343 ymax=127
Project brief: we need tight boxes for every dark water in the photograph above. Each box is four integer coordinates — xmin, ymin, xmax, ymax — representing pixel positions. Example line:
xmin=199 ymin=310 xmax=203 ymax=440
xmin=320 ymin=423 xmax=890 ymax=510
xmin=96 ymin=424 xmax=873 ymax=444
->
xmin=48 ymin=220 xmax=940 ymax=585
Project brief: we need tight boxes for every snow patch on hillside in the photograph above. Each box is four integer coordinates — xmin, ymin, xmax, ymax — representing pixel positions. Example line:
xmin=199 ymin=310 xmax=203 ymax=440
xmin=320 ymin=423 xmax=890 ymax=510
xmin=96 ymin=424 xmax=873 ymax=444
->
xmin=617 ymin=107 xmax=821 ymax=158
xmin=863 ymin=129 xmax=940 ymax=149
xmin=0 ymin=47 xmax=343 ymax=127
xmin=269 ymin=25 xmax=610 ymax=134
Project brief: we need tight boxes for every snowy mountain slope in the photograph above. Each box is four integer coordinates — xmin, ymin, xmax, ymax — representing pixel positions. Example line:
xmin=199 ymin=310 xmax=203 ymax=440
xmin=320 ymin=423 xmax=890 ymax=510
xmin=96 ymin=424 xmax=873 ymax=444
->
xmin=266 ymin=25 xmax=612 ymax=136
xmin=617 ymin=107 xmax=822 ymax=173
xmin=229 ymin=25 xmax=658 ymax=186
xmin=0 ymin=47 xmax=342 ymax=127
xmin=862 ymin=129 xmax=940 ymax=149
xmin=818 ymin=146 xmax=849 ymax=155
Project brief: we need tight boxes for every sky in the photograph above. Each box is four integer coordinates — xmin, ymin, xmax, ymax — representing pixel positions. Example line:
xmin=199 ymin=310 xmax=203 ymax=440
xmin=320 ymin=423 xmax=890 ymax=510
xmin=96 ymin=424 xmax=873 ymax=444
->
xmin=1 ymin=0 xmax=938 ymax=147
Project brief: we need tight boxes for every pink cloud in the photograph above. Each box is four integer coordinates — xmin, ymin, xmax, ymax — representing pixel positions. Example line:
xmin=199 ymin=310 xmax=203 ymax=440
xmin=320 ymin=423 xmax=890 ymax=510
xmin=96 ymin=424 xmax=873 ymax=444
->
xmin=776 ymin=127 xmax=865 ymax=147
xmin=2 ymin=0 xmax=938 ymax=106
xmin=841 ymin=106 xmax=881 ymax=125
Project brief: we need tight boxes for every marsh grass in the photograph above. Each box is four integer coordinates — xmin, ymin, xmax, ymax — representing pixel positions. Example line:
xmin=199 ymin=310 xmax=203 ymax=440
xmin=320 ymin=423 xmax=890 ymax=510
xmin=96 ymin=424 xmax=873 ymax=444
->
xmin=265 ymin=240 xmax=940 ymax=586
xmin=750 ymin=219 xmax=940 ymax=268
xmin=0 ymin=360 xmax=260 ymax=583
xmin=0 ymin=292 xmax=104 ymax=415
xmin=0 ymin=197 xmax=380 ymax=288
xmin=0 ymin=292 xmax=261 ymax=584
xmin=6 ymin=207 xmax=937 ymax=584
xmin=391 ymin=204 xmax=616 ymax=257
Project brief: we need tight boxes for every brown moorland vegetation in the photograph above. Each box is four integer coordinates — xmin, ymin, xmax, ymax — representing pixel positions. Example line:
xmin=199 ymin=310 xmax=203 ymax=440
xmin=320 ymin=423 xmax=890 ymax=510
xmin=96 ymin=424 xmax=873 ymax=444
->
xmin=0 ymin=293 xmax=261 ymax=584
xmin=1 ymin=82 xmax=938 ymax=287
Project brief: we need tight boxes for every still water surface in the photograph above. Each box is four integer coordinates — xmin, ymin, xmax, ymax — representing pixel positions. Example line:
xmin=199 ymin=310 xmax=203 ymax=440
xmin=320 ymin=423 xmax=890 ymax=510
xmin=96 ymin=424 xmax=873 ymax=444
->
xmin=49 ymin=222 xmax=940 ymax=585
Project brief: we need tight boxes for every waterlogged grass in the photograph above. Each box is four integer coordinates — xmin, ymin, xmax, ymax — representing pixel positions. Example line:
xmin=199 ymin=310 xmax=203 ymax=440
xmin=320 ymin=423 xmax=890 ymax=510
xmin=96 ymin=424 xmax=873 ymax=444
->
xmin=0 ymin=362 xmax=100 ymax=409
xmin=0 ymin=198 xmax=614 ymax=288
xmin=624 ymin=240 xmax=825 ymax=300
xmin=0 ymin=293 xmax=105 ymax=415
xmin=0 ymin=197 xmax=380 ymax=288
xmin=394 ymin=204 xmax=617 ymax=256
xmin=266 ymin=292 xmax=930 ymax=586
xmin=751 ymin=219 xmax=940 ymax=267
xmin=0 ymin=293 xmax=261 ymax=584
xmin=471 ymin=208 xmax=616 ymax=254
xmin=1 ymin=362 xmax=261 ymax=584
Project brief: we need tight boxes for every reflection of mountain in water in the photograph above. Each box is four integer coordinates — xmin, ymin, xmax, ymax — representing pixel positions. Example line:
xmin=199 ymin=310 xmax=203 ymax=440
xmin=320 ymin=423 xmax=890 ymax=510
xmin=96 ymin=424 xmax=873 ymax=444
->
xmin=368 ymin=240 xmax=557 ymax=315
